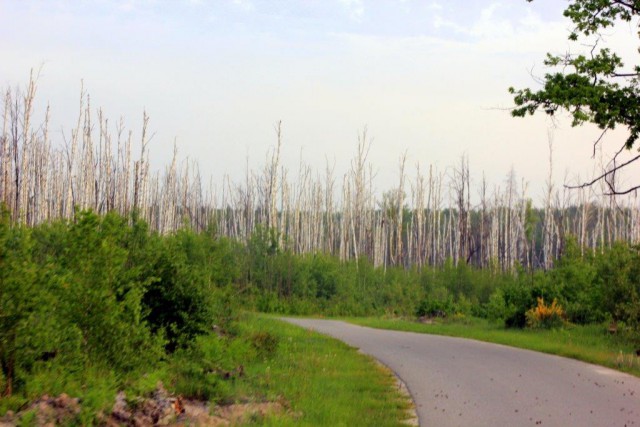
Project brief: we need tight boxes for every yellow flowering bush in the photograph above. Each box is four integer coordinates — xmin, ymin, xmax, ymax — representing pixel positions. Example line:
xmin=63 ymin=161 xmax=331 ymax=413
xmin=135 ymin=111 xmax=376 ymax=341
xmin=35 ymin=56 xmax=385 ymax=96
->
xmin=525 ymin=297 xmax=566 ymax=329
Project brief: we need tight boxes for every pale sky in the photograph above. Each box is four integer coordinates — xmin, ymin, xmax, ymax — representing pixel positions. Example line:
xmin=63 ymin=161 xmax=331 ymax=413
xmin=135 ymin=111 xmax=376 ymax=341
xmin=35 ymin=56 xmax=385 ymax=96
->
xmin=2 ymin=0 xmax=639 ymax=202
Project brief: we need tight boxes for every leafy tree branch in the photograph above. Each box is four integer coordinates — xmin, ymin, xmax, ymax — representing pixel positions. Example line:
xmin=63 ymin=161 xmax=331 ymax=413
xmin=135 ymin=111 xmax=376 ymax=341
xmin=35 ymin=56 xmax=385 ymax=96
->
xmin=511 ymin=0 xmax=640 ymax=194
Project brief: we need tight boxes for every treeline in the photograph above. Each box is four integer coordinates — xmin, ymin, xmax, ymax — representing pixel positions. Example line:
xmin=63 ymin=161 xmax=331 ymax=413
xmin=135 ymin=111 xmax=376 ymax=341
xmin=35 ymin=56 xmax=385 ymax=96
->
xmin=2 ymin=75 xmax=639 ymax=273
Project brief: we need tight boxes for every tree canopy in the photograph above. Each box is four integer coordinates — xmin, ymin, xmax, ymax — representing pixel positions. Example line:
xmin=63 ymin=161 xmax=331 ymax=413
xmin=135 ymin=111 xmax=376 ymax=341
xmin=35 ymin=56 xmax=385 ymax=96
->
xmin=510 ymin=0 xmax=640 ymax=195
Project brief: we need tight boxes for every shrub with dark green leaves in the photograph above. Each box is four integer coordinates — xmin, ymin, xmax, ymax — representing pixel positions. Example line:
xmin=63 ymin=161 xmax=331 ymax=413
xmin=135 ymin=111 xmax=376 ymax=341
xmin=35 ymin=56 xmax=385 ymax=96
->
xmin=416 ymin=298 xmax=454 ymax=318
xmin=0 ymin=210 xmax=49 ymax=396
xmin=309 ymin=253 xmax=340 ymax=300
xmin=595 ymin=243 xmax=640 ymax=344
xmin=485 ymin=269 xmax=560 ymax=328
xmin=0 ymin=208 xmax=248 ymax=409
xmin=143 ymin=228 xmax=241 ymax=350
xmin=56 ymin=211 xmax=162 ymax=370
xmin=550 ymin=237 xmax=601 ymax=323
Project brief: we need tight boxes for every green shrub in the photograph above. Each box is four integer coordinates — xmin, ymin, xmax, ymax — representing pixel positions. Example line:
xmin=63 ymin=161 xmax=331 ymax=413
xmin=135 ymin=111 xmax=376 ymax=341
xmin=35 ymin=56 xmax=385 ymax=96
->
xmin=0 ymin=215 xmax=41 ymax=396
xmin=416 ymin=297 xmax=454 ymax=318
xmin=57 ymin=211 xmax=162 ymax=371
xmin=0 ymin=209 xmax=75 ymax=397
xmin=143 ymin=228 xmax=239 ymax=350
xmin=551 ymin=237 xmax=602 ymax=323
xmin=255 ymin=291 xmax=288 ymax=313
xmin=597 ymin=244 xmax=640 ymax=321
xmin=309 ymin=253 xmax=340 ymax=300
xmin=595 ymin=243 xmax=640 ymax=345
xmin=485 ymin=289 xmax=509 ymax=323
xmin=0 ymin=208 xmax=249 ymax=415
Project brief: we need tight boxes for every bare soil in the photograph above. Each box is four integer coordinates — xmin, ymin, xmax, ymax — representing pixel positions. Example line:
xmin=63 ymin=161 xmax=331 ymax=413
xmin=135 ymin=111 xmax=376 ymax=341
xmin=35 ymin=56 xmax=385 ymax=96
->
xmin=0 ymin=383 xmax=285 ymax=426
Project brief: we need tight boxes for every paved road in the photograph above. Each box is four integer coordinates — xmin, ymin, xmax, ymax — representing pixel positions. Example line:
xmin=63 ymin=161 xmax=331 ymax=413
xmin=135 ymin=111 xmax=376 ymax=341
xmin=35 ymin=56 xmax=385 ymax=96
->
xmin=282 ymin=318 xmax=640 ymax=427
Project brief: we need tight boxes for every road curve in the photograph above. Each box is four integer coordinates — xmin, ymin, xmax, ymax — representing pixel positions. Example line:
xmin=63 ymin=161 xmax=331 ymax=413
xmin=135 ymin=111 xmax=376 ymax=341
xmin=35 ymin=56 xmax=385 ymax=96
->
xmin=282 ymin=318 xmax=640 ymax=427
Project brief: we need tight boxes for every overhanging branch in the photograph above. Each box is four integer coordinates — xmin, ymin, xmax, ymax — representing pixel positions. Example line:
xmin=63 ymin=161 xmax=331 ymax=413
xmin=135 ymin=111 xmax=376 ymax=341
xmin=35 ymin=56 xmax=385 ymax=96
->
xmin=604 ymin=183 xmax=640 ymax=195
xmin=565 ymin=152 xmax=640 ymax=194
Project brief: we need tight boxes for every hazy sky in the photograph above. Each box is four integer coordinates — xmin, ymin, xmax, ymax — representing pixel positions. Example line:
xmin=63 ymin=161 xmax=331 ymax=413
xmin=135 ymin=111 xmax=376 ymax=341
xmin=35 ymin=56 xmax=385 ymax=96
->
xmin=2 ymin=0 xmax=638 ymax=202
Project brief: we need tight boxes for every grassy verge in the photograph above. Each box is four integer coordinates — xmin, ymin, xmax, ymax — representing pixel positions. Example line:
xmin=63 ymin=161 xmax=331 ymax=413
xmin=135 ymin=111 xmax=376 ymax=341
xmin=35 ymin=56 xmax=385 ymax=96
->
xmin=344 ymin=316 xmax=640 ymax=377
xmin=236 ymin=315 xmax=413 ymax=426
xmin=0 ymin=314 xmax=413 ymax=426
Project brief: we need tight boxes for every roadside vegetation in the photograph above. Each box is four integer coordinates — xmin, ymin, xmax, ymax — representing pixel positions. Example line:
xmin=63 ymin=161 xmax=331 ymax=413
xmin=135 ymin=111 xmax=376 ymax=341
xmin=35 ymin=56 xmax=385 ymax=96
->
xmin=0 ymin=208 xmax=416 ymax=425
xmin=243 ymin=231 xmax=640 ymax=350
xmin=243 ymin=230 xmax=640 ymax=377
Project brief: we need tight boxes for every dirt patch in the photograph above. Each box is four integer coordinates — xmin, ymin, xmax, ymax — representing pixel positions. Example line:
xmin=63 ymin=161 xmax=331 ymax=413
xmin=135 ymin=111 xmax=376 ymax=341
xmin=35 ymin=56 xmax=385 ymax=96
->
xmin=104 ymin=383 xmax=183 ymax=426
xmin=418 ymin=316 xmax=437 ymax=325
xmin=0 ymin=393 xmax=81 ymax=426
xmin=176 ymin=400 xmax=285 ymax=426
xmin=105 ymin=383 xmax=285 ymax=426
xmin=1 ymin=384 xmax=286 ymax=426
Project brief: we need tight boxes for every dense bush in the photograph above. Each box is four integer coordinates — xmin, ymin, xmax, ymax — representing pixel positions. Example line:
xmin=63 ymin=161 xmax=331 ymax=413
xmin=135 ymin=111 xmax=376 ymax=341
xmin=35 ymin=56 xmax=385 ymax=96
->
xmin=525 ymin=298 xmax=566 ymax=329
xmin=0 ymin=210 xmax=59 ymax=397
xmin=241 ymin=232 xmax=507 ymax=318
xmin=549 ymin=238 xmax=601 ymax=323
xmin=57 ymin=211 xmax=162 ymax=370
xmin=143 ymin=228 xmax=241 ymax=350
xmin=0 ymin=209 xmax=241 ymax=401
xmin=596 ymin=244 xmax=640 ymax=319
xmin=415 ymin=298 xmax=455 ymax=318
xmin=482 ymin=237 xmax=639 ymax=340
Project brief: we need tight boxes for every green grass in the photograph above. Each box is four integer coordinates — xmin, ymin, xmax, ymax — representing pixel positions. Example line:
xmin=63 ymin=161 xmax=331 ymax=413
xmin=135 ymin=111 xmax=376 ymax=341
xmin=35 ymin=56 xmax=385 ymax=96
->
xmin=236 ymin=315 xmax=413 ymax=426
xmin=0 ymin=314 xmax=413 ymax=426
xmin=342 ymin=316 xmax=640 ymax=377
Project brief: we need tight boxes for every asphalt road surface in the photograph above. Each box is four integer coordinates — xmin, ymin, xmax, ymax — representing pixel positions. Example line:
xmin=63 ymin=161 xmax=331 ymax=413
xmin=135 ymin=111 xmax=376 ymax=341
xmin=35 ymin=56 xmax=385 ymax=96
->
xmin=282 ymin=318 xmax=640 ymax=427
